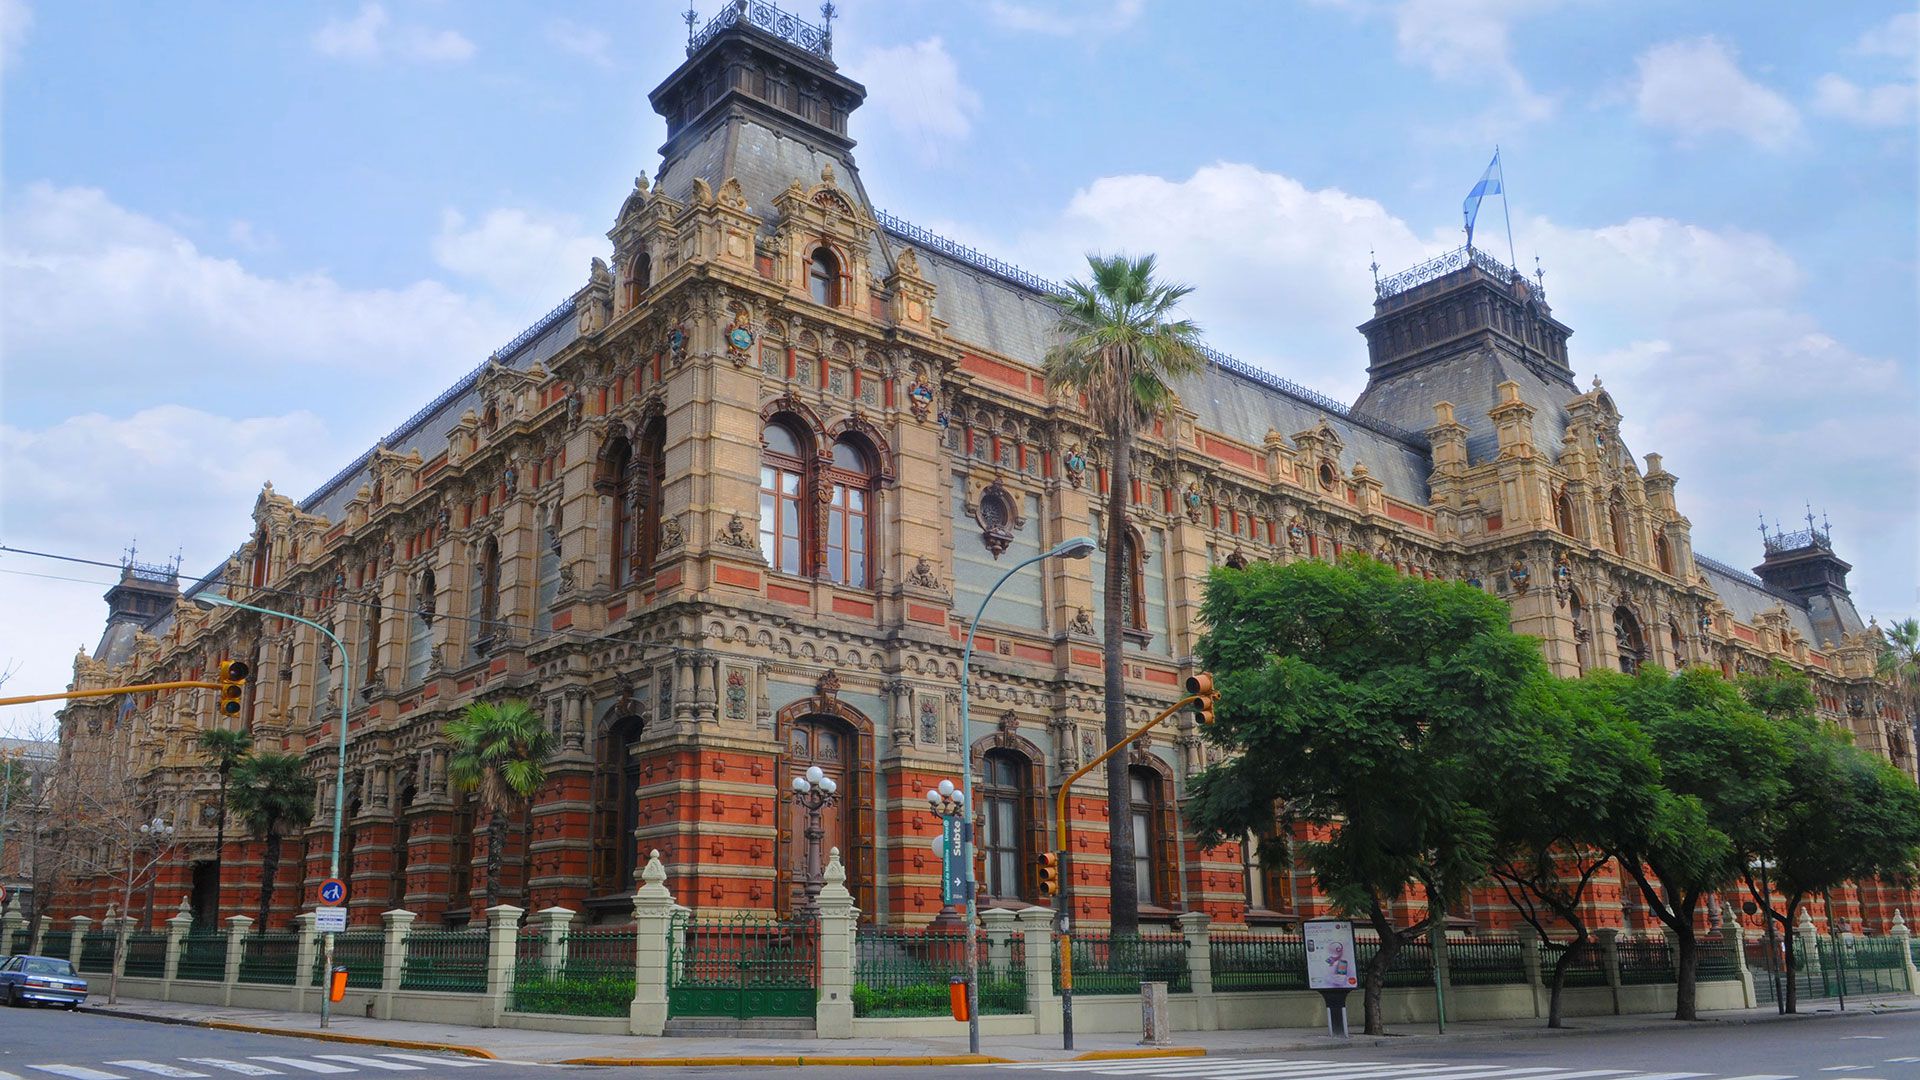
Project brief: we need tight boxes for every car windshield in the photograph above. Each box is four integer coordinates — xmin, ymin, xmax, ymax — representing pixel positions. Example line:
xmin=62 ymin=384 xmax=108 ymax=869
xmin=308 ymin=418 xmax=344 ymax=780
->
xmin=22 ymin=958 xmax=74 ymax=976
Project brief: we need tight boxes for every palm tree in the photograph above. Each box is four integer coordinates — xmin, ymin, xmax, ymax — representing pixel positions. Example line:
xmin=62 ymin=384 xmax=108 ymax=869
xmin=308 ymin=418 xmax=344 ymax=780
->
xmin=445 ymin=699 xmax=554 ymax=909
xmin=1043 ymin=253 xmax=1204 ymax=932
xmin=1878 ymin=617 xmax=1920 ymax=773
xmin=194 ymin=726 xmax=253 ymax=921
xmin=228 ymin=751 xmax=313 ymax=928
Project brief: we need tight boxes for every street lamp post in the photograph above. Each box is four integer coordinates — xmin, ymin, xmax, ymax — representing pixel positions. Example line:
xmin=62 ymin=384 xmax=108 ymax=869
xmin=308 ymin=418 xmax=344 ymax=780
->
xmin=789 ymin=767 xmax=839 ymax=916
xmin=958 ymin=536 xmax=1096 ymax=1055
xmin=925 ymin=779 xmax=966 ymax=928
xmin=195 ymin=593 xmax=350 ymax=1029
xmin=109 ymin=816 xmax=173 ymax=1005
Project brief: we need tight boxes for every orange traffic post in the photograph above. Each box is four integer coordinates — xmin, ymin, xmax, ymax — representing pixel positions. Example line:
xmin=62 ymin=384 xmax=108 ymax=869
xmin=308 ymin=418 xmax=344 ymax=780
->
xmin=329 ymin=968 xmax=349 ymax=1003
xmin=948 ymin=977 xmax=970 ymax=1021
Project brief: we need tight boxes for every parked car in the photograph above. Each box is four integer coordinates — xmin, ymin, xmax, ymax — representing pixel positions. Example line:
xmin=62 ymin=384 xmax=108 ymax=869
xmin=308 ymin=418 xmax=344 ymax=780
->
xmin=0 ymin=954 xmax=88 ymax=1009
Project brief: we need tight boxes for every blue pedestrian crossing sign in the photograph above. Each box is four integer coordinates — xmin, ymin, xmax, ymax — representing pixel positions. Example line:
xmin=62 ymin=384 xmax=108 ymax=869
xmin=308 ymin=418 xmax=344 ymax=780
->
xmin=318 ymin=878 xmax=347 ymax=906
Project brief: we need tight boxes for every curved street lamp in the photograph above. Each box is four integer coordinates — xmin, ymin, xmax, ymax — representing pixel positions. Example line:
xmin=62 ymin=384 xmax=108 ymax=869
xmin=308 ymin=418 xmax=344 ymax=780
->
xmin=957 ymin=535 xmax=1095 ymax=1054
xmin=789 ymin=765 xmax=839 ymax=915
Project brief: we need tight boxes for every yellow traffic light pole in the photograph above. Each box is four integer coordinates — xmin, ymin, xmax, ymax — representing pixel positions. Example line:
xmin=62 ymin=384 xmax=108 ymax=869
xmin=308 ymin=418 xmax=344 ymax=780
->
xmin=1052 ymin=674 xmax=1215 ymax=1050
xmin=0 ymin=680 xmax=225 ymax=708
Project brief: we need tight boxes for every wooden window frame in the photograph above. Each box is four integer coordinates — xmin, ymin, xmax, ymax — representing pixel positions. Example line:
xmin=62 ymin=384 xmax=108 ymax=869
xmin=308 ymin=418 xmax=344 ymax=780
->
xmin=760 ymin=421 xmax=811 ymax=576
xmin=824 ymin=437 xmax=875 ymax=588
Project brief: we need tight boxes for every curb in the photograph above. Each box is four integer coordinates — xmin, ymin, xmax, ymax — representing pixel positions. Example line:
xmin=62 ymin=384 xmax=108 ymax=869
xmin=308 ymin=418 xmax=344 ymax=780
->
xmin=1073 ymin=1048 xmax=1206 ymax=1060
xmin=81 ymin=1006 xmax=497 ymax=1060
xmin=563 ymin=1056 xmax=1014 ymax=1067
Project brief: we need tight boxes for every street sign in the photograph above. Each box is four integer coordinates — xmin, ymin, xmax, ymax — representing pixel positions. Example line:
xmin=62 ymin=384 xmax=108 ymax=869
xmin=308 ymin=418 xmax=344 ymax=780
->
xmin=940 ymin=816 xmax=966 ymax=905
xmin=315 ymin=906 xmax=348 ymax=933
xmin=0 ymin=884 xmax=9 ymax=908
xmin=1305 ymin=917 xmax=1359 ymax=990
xmin=318 ymin=878 xmax=347 ymax=906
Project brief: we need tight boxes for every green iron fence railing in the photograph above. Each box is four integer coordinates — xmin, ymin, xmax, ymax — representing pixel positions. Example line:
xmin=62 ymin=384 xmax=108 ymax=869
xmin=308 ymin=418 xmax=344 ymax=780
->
xmin=1695 ymin=935 xmax=1740 ymax=983
xmin=1446 ymin=935 xmax=1531 ymax=986
xmin=1615 ymin=936 xmax=1673 ymax=985
xmin=1832 ymin=936 xmax=1908 ymax=997
xmin=399 ymin=929 xmax=488 ymax=993
xmin=238 ymin=932 xmax=301 ymax=985
xmin=668 ymin=912 xmax=819 ymax=1019
xmin=312 ymin=931 xmax=383 ymax=989
xmin=38 ymin=931 xmax=72 ymax=962
xmin=1355 ymin=935 xmax=1435 ymax=989
xmin=1211 ymin=932 xmax=1307 ymax=992
xmin=510 ymin=928 xmax=638 ymax=1017
xmin=1745 ymin=936 xmax=1784 ymax=1005
xmin=123 ymin=932 xmax=167 ymax=979
xmin=1052 ymin=932 xmax=1190 ymax=995
xmin=78 ymin=932 xmax=116 ymax=975
xmin=176 ymin=931 xmax=228 ymax=981
xmin=1538 ymin=939 xmax=1609 ymax=989
xmin=852 ymin=925 xmax=1025 ymax=1017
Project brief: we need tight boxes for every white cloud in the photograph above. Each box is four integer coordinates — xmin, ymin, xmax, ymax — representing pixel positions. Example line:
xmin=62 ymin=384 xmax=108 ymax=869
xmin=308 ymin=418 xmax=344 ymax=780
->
xmin=848 ymin=37 xmax=983 ymax=164
xmin=546 ymin=19 xmax=611 ymax=67
xmin=1811 ymin=73 xmax=1916 ymax=128
xmin=986 ymin=0 xmax=1145 ymax=36
xmin=311 ymin=3 xmax=474 ymax=64
xmin=0 ymin=0 xmax=30 ymax=70
xmin=1854 ymin=10 xmax=1919 ymax=69
xmin=1633 ymin=36 xmax=1802 ymax=151
xmin=1 ymin=183 xmax=508 ymax=385
xmin=432 ymin=207 xmax=603 ymax=302
xmin=1392 ymin=0 xmax=1553 ymax=124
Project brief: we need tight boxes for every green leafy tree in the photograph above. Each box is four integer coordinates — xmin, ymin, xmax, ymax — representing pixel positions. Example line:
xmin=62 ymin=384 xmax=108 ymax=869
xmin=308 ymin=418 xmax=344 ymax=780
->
xmin=1043 ymin=253 xmax=1204 ymax=933
xmin=1185 ymin=555 xmax=1548 ymax=1034
xmin=229 ymin=751 xmax=314 ymax=928
xmin=1877 ymin=617 xmax=1920 ymax=772
xmin=194 ymin=726 xmax=254 ymax=919
xmin=445 ymin=699 xmax=554 ymax=909
xmin=1736 ymin=664 xmax=1920 ymax=1013
xmin=1588 ymin=667 xmax=1788 ymax=1021
xmin=1487 ymin=677 xmax=1661 ymax=1027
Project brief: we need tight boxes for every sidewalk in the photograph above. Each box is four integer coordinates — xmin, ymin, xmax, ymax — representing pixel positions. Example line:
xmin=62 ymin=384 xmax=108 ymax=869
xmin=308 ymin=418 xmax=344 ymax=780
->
xmin=81 ymin=994 xmax=1920 ymax=1066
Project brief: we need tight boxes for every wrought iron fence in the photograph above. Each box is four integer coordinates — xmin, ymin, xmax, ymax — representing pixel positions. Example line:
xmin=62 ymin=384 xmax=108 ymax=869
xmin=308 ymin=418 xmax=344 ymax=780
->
xmin=1446 ymin=935 xmax=1531 ymax=986
xmin=38 ymin=930 xmax=72 ymax=962
xmin=1694 ymin=935 xmax=1740 ymax=983
xmin=77 ymin=931 xmax=116 ymax=974
xmin=1355 ymin=935 xmax=1435 ymax=988
xmin=176 ymin=930 xmax=228 ymax=981
xmin=1211 ymin=932 xmax=1307 ymax=992
xmin=238 ymin=932 xmax=301 ymax=985
xmin=1828 ymin=936 xmax=1908 ymax=997
xmin=668 ymin=912 xmax=818 ymax=1018
xmin=510 ymin=928 xmax=637 ymax=1017
xmin=1053 ymin=932 xmax=1190 ymax=995
xmin=311 ymin=930 xmax=383 ymax=989
xmin=123 ymin=932 xmax=167 ymax=979
xmin=852 ymin=924 xmax=1025 ymax=1017
xmin=400 ymin=929 xmax=488 ymax=993
xmin=1538 ymin=939 xmax=1609 ymax=988
xmin=1615 ymin=936 xmax=1673 ymax=985
xmin=1745 ymin=936 xmax=1784 ymax=1005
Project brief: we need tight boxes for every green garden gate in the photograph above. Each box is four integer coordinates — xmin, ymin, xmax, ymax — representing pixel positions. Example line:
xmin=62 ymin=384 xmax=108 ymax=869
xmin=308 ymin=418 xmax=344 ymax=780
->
xmin=666 ymin=911 xmax=817 ymax=1019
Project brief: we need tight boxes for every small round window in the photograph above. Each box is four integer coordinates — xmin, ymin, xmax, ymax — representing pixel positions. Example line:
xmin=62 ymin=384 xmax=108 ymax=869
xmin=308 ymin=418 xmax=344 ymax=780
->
xmin=1318 ymin=462 xmax=1337 ymax=489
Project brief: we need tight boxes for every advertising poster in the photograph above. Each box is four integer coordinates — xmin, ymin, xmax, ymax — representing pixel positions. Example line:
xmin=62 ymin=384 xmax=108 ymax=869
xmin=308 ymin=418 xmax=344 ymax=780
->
xmin=1305 ymin=918 xmax=1359 ymax=990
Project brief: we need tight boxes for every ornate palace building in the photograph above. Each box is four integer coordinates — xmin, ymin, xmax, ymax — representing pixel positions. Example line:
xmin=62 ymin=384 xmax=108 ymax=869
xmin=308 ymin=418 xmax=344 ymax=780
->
xmin=53 ymin=3 xmax=1915 ymax=934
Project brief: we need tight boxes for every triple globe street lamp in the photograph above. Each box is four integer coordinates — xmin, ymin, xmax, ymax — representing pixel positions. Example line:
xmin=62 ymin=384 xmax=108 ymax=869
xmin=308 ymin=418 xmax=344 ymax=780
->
xmin=789 ymin=765 xmax=840 ymax=916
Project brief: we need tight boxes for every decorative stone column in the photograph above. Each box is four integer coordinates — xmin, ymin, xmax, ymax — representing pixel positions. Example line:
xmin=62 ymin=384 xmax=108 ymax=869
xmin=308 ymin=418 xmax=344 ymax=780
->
xmin=163 ymin=899 xmax=194 ymax=1000
xmin=377 ymin=909 xmax=416 ymax=1020
xmin=483 ymin=904 xmax=525 ymax=1027
xmin=0 ymin=903 xmax=23 ymax=957
xmin=1719 ymin=905 xmax=1755 ymax=1009
xmin=1796 ymin=908 xmax=1823 ymax=985
xmin=1177 ymin=911 xmax=1217 ymax=1032
xmin=292 ymin=911 xmax=319 ymax=1012
xmin=537 ymin=906 xmax=575 ymax=977
xmin=1017 ymin=906 xmax=1058 ymax=1032
xmin=222 ymin=915 xmax=253 ymax=1006
xmin=67 ymin=915 xmax=91 ymax=970
xmin=1596 ymin=927 xmax=1622 ymax=1016
xmin=629 ymin=851 xmax=675 ymax=1037
xmin=981 ymin=908 xmax=1016 ymax=981
xmin=1889 ymin=911 xmax=1918 ymax=995
xmin=1520 ymin=926 xmax=1545 ymax=1018
xmin=814 ymin=849 xmax=856 ymax=1039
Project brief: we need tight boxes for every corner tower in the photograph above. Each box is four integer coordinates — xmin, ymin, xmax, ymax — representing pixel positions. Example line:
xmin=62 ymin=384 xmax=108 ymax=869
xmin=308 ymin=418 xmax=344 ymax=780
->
xmin=1755 ymin=515 xmax=1866 ymax=646
xmin=1352 ymin=248 xmax=1576 ymax=462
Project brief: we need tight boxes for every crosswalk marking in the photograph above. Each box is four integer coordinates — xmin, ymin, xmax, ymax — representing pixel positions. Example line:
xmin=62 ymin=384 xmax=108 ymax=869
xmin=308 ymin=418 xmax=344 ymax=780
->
xmin=244 ymin=1062 xmax=352 ymax=1077
xmin=1822 ymin=1070 xmax=1871 ymax=1074
xmin=105 ymin=1064 xmax=208 ymax=1078
xmin=1888 ymin=1060 xmax=1920 ymax=1064
xmin=1606 ymin=1074 xmax=1708 ymax=1080
xmin=309 ymin=1060 xmax=419 ymax=1073
xmin=1089 ymin=1065 xmax=1405 ymax=1080
xmin=180 ymin=1063 xmax=283 ymax=1077
xmin=1716 ymin=1076 xmax=1796 ymax=1080
xmin=27 ymin=1067 xmax=128 ymax=1080
xmin=370 ymin=1057 xmax=490 ymax=1069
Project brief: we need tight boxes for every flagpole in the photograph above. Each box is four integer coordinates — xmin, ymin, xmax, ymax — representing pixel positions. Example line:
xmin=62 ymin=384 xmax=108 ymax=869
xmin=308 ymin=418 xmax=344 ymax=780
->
xmin=1498 ymin=147 xmax=1519 ymax=276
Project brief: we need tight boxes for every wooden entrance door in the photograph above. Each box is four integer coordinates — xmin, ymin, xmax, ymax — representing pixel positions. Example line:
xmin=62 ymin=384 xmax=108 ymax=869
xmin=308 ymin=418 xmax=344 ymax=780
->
xmin=786 ymin=717 xmax=852 ymax=909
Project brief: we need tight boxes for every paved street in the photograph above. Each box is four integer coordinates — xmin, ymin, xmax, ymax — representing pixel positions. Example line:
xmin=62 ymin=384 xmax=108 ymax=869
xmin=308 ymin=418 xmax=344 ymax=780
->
xmin=0 ymin=1009 xmax=503 ymax=1079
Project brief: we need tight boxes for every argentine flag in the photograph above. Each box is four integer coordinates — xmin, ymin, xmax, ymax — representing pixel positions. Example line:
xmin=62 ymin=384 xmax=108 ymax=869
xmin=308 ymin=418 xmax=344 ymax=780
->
xmin=1463 ymin=149 xmax=1503 ymax=248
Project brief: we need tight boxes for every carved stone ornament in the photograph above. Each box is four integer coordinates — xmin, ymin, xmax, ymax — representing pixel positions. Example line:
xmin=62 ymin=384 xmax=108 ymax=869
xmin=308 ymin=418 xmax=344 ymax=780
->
xmin=817 ymin=669 xmax=842 ymax=699
xmin=1508 ymin=560 xmax=1531 ymax=593
xmin=907 ymin=379 xmax=935 ymax=421
xmin=725 ymin=314 xmax=755 ymax=364
xmin=997 ymin=710 xmax=1019 ymax=733
xmin=558 ymin=564 xmax=577 ymax=595
xmin=1062 ymin=445 xmax=1088 ymax=488
xmin=717 ymin=512 xmax=761 ymax=554
xmin=1552 ymin=554 xmax=1572 ymax=604
xmin=668 ymin=326 xmax=688 ymax=362
xmin=660 ymin=515 xmax=686 ymax=551
xmin=1183 ymin=485 xmax=1205 ymax=522
xmin=907 ymin=555 xmax=939 ymax=589
xmin=1069 ymin=607 xmax=1095 ymax=637
xmin=1287 ymin=519 xmax=1308 ymax=553
xmin=968 ymin=480 xmax=1026 ymax=559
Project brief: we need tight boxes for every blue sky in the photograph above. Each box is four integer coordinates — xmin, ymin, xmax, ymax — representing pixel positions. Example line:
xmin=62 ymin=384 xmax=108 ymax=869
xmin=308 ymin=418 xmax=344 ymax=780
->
xmin=2 ymin=0 xmax=1915 ymax=719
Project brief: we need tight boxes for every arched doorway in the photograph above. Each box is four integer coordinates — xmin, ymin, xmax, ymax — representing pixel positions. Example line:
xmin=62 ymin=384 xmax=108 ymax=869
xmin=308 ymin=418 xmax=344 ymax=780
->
xmin=1614 ymin=605 xmax=1646 ymax=674
xmin=774 ymin=695 xmax=876 ymax=918
xmin=785 ymin=716 xmax=852 ymax=911
xmin=591 ymin=710 xmax=645 ymax=900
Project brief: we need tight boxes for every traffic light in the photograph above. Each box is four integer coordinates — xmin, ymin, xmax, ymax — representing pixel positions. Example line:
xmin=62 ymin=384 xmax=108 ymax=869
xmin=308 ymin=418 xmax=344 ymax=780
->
xmin=1037 ymin=851 xmax=1061 ymax=897
xmin=1185 ymin=672 xmax=1217 ymax=725
xmin=217 ymin=659 xmax=250 ymax=717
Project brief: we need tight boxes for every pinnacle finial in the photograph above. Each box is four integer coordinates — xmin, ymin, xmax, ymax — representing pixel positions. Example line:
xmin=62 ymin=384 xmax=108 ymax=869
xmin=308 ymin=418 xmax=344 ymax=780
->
xmin=823 ymin=846 xmax=846 ymax=886
xmin=1892 ymin=909 xmax=1908 ymax=932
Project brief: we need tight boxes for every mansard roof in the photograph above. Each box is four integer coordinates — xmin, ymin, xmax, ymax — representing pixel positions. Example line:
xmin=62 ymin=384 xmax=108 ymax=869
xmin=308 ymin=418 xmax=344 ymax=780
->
xmin=1352 ymin=345 xmax=1573 ymax=467
xmin=1695 ymin=553 xmax=1823 ymax=645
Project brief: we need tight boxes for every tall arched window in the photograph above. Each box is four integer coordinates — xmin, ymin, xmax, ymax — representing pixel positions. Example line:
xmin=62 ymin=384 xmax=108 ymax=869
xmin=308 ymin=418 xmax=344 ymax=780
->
xmin=623 ymin=252 xmax=650 ymax=309
xmin=363 ymin=600 xmax=382 ymax=680
xmin=313 ymin=627 xmax=335 ymax=710
xmin=1654 ymin=532 xmax=1674 ymax=575
xmin=979 ymin=749 xmax=1029 ymax=901
xmin=405 ymin=568 xmax=435 ymax=686
xmin=251 ymin=527 xmax=270 ymax=588
xmin=825 ymin=436 xmax=876 ymax=587
xmin=1609 ymin=495 xmax=1629 ymax=556
xmin=636 ymin=418 xmax=667 ymax=577
xmin=1568 ymin=589 xmax=1589 ymax=675
xmin=1614 ymin=605 xmax=1645 ymax=674
xmin=809 ymin=245 xmax=840 ymax=307
xmin=1120 ymin=532 xmax=1146 ymax=632
xmin=535 ymin=505 xmax=561 ymax=634
xmin=1127 ymin=765 xmax=1168 ymax=907
xmin=760 ymin=419 xmax=810 ymax=575
xmin=1555 ymin=489 xmax=1577 ymax=536
xmin=390 ymin=777 xmax=415 ymax=908
xmin=473 ymin=538 xmax=500 ymax=656
xmin=602 ymin=437 xmax=637 ymax=589
xmin=1668 ymin=620 xmax=1685 ymax=667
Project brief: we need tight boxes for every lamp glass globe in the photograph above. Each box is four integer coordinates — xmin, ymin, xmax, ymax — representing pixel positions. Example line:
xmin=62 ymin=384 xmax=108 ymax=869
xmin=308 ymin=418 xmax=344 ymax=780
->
xmin=806 ymin=765 xmax=825 ymax=784
xmin=791 ymin=776 xmax=810 ymax=793
xmin=926 ymin=789 xmax=941 ymax=806
xmin=937 ymin=779 xmax=955 ymax=798
xmin=821 ymin=776 xmax=837 ymax=795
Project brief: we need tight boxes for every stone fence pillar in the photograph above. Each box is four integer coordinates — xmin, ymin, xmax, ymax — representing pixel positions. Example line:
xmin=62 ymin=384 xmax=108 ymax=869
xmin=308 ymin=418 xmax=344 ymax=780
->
xmin=1 ymin=903 xmax=23 ymax=956
xmin=1890 ymin=911 xmax=1919 ymax=995
xmin=1718 ymin=907 xmax=1755 ymax=1009
xmin=377 ymin=909 xmax=416 ymax=1020
xmin=292 ymin=912 xmax=318 ymax=1012
xmin=982 ymin=908 xmax=1016 ymax=980
xmin=222 ymin=915 xmax=253 ymax=1006
xmin=163 ymin=899 xmax=194 ymax=999
xmin=1596 ymin=928 xmax=1622 ymax=1015
xmin=1520 ymin=927 xmax=1545 ymax=1018
xmin=1178 ymin=911 xmax=1217 ymax=1032
xmin=1796 ymin=908 xmax=1823 ymax=984
xmin=482 ymin=904 xmax=524 ymax=1027
xmin=1017 ymin=906 xmax=1057 ymax=1032
xmin=537 ymin=906 xmax=575 ymax=977
xmin=67 ymin=915 xmax=91 ymax=970
xmin=814 ymin=848 xmax=856 ymax=1039
xmin=629 ymin=850 xmax=674 ymax=1037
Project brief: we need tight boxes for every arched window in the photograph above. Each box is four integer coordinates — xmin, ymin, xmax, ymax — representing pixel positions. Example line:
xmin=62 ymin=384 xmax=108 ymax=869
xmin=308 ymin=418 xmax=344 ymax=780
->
xmin=473 ymin=537 xmax=501 ymax=656
xmin=405 ymin=568 xmax=435 ymax=686
xmin=623 ymin=252 xmax=650 ymax=309
xmin=1127 ymin=765 xmax=1170 ymax=907
xmin=1614 ymin=605 xmax=1645 ymax=674
xmin=1609 ymin=496 xmax=1629 ymax=556
xmin=809 ymin=245 xmax=840 ymax=307
xmin=825 ymin=436 xmax=876 ymax=587
xmin=363 ymin=600 xmax=382 ymax=679
xmin=1669 ymin=620 xmax=1685 ymax=667
xmin=313 ymin=627 xmax=335 ymax=710
xmin=251 ymin=527 xmax=270 ymax=588
xmin=1568 ymin=589 xmax=1589 ymax=675
xmin=1555 ymin=489 xmax=1577 ymax=536
xmin=390 ymin=777 xmax=415 ymax=908
xmin=448 ymin=789 xmax=474 ymax=924
xmin=1654 ymin=532 xmax=1674 ymax=575
xmin=535 ymin=505 xmax=561 ymax=634
xmin=602 ymin=437 xmax=637 ymax=589
xmin=979 ymin=749 xmax=1030 ymax=901
xmin=1120 ymin=531 xmax=1146 ymax=632
xmin=591 ymin=713 xmax=645 ymax=896
xmin=759 ymin=419 xmax=810 ymax=575
xmin=636 ymin=418 xmax=667 ymax=577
